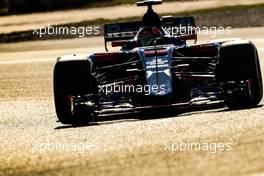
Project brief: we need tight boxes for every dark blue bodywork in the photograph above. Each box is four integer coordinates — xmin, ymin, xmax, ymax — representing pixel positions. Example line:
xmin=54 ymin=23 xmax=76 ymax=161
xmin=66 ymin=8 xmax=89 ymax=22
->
xmin=138 ymin=46 xmax=174 ymax=96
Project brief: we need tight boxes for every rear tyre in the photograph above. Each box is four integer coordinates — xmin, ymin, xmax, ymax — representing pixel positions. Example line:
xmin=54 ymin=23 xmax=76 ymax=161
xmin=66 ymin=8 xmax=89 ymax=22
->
xmin=216 ymin=40 xmax=263 ymax=108
xmin=54 ymin=59 xmax=98 ymax=124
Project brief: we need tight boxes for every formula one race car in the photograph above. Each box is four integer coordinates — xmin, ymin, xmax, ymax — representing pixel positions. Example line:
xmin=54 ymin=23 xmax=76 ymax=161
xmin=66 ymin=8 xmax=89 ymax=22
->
xmin=54 ymin=0 xmax=263 ymax=124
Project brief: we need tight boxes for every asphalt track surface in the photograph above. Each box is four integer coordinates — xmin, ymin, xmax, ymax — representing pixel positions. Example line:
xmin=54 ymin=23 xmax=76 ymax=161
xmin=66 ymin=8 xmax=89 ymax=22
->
xmin=0 ymin=27 xmax=264 ymax=176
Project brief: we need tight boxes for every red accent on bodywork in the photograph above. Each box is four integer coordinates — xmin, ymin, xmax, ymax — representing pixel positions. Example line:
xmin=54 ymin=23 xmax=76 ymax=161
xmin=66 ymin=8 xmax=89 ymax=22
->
xmin=112 ymin=40 xmax=128 ymax=47
xmin=188 ymin=44 xmax=218 ymax=56
xmin=179 ymin=34 xmax=197 ymax=41
xmin=144 ymin=49 xmax=168 ymax=56
xmin=94 ymin=52 xmax=121 ymax=63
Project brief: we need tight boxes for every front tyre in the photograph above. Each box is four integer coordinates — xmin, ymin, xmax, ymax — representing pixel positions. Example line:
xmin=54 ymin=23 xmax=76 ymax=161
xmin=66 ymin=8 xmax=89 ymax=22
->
xmin=54 ymin=58 xmax=98 ymax=125
xmin=216 ymin=40 xmax=263 ymax=108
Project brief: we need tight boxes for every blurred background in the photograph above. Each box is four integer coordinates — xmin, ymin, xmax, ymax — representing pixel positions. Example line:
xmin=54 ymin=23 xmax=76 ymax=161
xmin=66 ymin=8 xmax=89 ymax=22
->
xmin=0 ymin=0 xmax=182 ymax=14
xmin=0 ymin=0 xmax=111 ymax=14
xmin=0 ymin=0 xmax=264 ymax=43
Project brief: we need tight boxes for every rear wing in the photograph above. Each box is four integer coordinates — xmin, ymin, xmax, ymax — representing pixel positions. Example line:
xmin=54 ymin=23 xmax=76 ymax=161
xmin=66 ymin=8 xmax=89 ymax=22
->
xmin=104 ymin=21 xmax=141 ymax=51
xmin=162 ymin=16 xmax=197 ymax=42
xmin=104 ymin=16 xmax=197 ymax=51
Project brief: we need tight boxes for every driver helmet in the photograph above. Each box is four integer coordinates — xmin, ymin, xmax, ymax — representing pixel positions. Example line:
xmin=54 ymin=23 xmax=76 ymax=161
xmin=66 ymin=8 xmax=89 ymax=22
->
xmin=138 ymin=26 xmax=163 ymax=46
xmin=142 ymin=10 xmax=161 ymax=28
